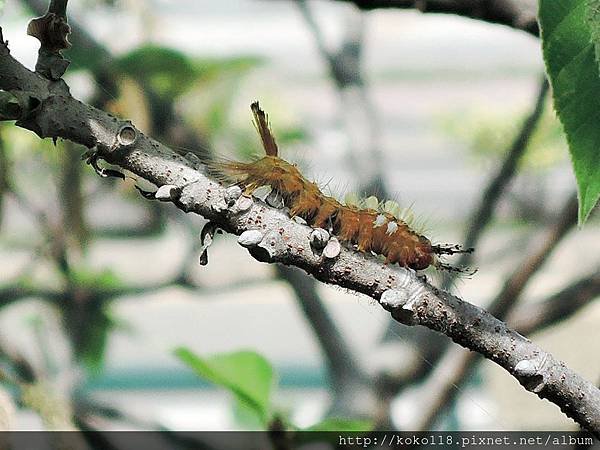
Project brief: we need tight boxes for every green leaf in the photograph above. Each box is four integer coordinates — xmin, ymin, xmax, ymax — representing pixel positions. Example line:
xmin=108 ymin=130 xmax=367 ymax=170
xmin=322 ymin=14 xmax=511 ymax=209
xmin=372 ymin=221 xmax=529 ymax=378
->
xmin=113 ymin=46 xmax=261 ymax=101
xmin=539 ymin=0 xmax=600 ymax=223
xmin=231 ymin=396 xmax=267 ymax=429
xmin=174 ymin=347 xmax=274 ymax=425
xmin=70 ymin=267 xmax=122 ymax=290
xmin=303 ymin=417 xmax=373 ymax=432
xmin=74 ymin=305 xmax=116 ymax=374
xmin=114 ymin=45 xmax=199 ymax=100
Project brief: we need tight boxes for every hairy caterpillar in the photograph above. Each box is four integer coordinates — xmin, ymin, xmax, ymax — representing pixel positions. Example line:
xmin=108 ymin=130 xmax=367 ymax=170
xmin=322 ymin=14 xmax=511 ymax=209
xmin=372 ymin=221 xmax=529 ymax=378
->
xmin=214 ymin=102 xmax=472 ymax=272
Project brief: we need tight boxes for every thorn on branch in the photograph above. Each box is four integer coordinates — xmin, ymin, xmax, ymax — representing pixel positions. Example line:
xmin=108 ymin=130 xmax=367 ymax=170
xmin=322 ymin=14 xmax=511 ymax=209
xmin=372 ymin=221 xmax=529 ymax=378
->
xmin=0 ymin=27 xmax=9 ymax=56
xmin=0 ymin=91 xmax=42 ymax=124
xmin=199 ymin=221 xmax=220 ymax=266
xmin=82 ymin=147 xmax=125 ymax=180
xmin=134 ymin=185 xmax=156 ymax=200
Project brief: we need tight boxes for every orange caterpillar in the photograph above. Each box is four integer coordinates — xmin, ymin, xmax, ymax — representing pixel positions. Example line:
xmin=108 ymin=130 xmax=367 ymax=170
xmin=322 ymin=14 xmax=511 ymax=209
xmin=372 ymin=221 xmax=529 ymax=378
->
xmin=217 ymin=102 xmax=472 ymax=272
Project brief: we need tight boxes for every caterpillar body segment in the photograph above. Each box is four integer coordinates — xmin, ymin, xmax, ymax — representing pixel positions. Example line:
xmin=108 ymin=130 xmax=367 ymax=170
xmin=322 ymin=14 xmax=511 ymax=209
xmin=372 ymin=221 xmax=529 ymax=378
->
xmin=214 ymin=102 xmax=473 ymax=272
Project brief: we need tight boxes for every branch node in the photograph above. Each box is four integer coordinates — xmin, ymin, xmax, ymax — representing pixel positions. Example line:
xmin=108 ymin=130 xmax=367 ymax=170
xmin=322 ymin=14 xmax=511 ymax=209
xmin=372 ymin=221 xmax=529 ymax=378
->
xmin=0 ymin=91 xmax=23 ymax=120
xmin=27 ymin=13 xmax=71 ymax=52
xmin=116 ymin=124 xmax=137 ymax=147
xmin=231 ymin=195 xmax=253 ymax=214
xmin=225 ymin=185 xmax=242 ymax=205
xmin=514 ymin=354 xmax=549 ymax=393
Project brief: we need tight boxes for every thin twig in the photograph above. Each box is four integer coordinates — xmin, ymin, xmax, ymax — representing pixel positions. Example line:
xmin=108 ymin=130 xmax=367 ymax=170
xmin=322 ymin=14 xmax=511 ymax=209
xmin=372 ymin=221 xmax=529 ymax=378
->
xmin=276 ymin=265 xmax=369 ymax=416
xmin=332 ymin=0 xmax=539 ymax=36
xmin=509 ymin=269 xmax=600 ymax=336
xmin=296 ymin=0 xmax=386 ymax=194
xmin=442 ymin=76 xmax=550 ymax=289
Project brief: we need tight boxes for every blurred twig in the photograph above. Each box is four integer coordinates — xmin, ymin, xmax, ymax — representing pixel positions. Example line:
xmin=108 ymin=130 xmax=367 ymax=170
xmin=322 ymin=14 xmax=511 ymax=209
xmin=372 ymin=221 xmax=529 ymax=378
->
xmin=333 ymin=0 xmax=539 ymax=37
xmin=276 ymin=265 xmax=370 ymax=416
xmin=0 ymin=128 xmax=8 ymax=231
xmin=60 ymin=141 xmax=89 ymax=257
xmin=296 ymin=0 xmax=387 ymax=195
xmin=509 ymin=269 xmax=600 ymax=336
xmin=442 ymin=75 xmax=550 ymax=289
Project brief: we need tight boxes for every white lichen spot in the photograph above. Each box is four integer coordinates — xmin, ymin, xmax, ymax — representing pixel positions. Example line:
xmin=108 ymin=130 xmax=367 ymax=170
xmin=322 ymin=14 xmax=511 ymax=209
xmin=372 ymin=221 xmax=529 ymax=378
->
xmin=323 ymin=237 xmax=341 ymax=259
xmin=514 ymin=359 xmax=538 ymax=377
xmin=386 ymin=221 xmax=399 ymax=235
xmin=238 ymin=230 xmax=264 ymax=247
xmin=211 ymin=197 xmax=229 ymax=212
xmin=373 ymin=214 xmax=387 ymax=228
xmin=234 ymin=195 xmax=253 ymax=212
xmin=364 ymin=196 xmax=379 ymax=210
xmin=252 ymin=185 xmax=272 ymax=202
xmin=310 ymin=228 xmax=330 ymax=249
xmin=380 ymin=270 xmax=426 ymax=311
xmin=225 ymin=185 xmax=243 ymax=204
xmin=513 ymin=353 xmax=549 ymax=393
xmin=380 ymin=289 xmax=407 ymax=308
xmin=155 ymin=184 xmax=178 ymax=201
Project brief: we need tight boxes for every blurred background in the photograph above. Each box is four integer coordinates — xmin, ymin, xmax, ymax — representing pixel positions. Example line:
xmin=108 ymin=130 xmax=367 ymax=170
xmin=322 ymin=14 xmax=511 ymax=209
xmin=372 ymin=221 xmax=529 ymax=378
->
xmin=0 ymin=0 xmax=599 ymax=436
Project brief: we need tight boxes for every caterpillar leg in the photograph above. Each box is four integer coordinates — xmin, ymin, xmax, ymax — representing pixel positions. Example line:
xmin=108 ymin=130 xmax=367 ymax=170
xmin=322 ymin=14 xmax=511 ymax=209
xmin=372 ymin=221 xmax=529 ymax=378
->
xmin=432 ymin=244 xmax=474 ymax=256
xmin=435 ymin=261 xmax=478 ymax=277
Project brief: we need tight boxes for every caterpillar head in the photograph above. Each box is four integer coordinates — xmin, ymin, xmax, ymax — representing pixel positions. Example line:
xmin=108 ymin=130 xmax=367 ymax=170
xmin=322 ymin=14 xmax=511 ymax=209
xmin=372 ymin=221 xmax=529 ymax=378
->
xmin=409 ymin=235 xmax=435 ymax=270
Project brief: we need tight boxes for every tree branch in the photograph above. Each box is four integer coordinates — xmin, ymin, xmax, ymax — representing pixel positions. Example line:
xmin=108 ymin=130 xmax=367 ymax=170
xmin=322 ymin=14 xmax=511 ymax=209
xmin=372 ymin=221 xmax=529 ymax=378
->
xmin=410 ymin=193 xmax=582 ymax=430
xmin=332 ymin=0 xmax=539 ymax=37
xmin=1 ymin=31 xmax=599 ymax=435
xmin=377 ymin=69 xmax=550 ymax=425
